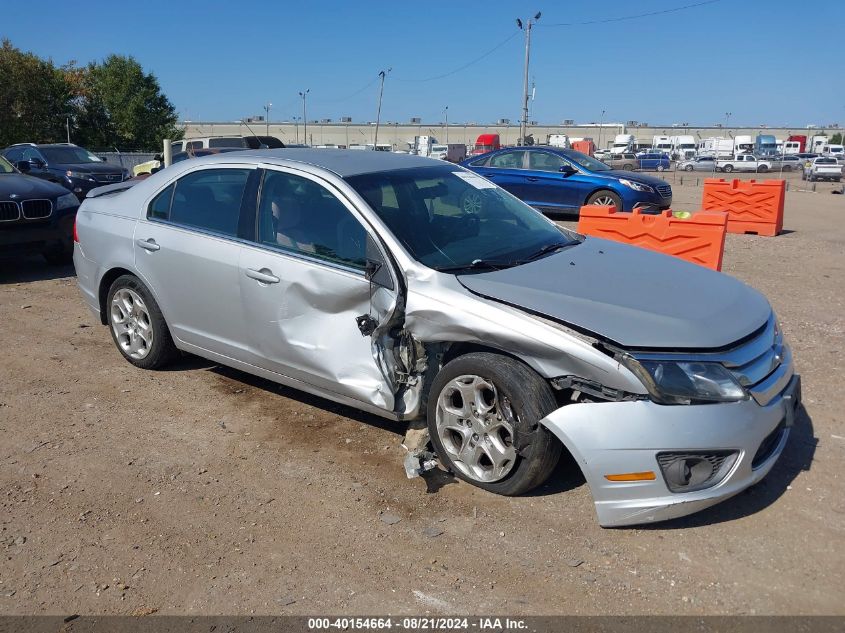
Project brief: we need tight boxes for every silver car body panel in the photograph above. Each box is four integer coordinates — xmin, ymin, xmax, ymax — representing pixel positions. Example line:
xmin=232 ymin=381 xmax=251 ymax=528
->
xmin=73 ymin=149 xmax=797 ymax=526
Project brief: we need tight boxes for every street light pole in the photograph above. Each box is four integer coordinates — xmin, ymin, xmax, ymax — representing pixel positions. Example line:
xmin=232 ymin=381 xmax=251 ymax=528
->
xmin=445 ymin=106 xmax=449 ymax=143
xmin=264 ymin=102 xmax=272 ymax=136
xmin=725 ymin=111 xmax=732 ymax=131
xmin=516 ymin=12 xmax=541 ymax=146
xmin=299 ymin=90 xmax=310 ymax=146
xmin=373 ymin=68 xmax=391 ymax=150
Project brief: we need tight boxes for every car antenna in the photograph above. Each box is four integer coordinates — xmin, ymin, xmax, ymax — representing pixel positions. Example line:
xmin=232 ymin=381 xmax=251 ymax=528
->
xmin=238 ymin=118 xmax=269 ymax=149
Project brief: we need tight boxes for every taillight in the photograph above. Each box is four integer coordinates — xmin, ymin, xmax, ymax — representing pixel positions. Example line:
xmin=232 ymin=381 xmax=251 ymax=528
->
xmin=73 ymin=216 xmax=79 ymax=242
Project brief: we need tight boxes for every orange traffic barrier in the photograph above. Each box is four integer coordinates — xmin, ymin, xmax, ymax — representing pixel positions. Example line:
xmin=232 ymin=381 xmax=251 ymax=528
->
xmin=577 ymin=206 xmax=728 ymax=271
xmin=701 ymin=178 xmax=785 ymax=236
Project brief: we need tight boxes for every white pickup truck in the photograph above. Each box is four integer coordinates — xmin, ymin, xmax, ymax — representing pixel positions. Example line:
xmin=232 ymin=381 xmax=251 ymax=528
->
xmin=803 ymin=157 xmax=843 ymax=182
xmin=716 ymin=154 xmax=772 ymax=173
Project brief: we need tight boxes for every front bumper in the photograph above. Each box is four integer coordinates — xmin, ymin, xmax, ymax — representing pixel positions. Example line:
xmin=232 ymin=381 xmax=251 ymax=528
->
xmin=0 ymin=212 xmax=75 ymax=254
xmin=540 ymin=372 xmax=800 ymax=527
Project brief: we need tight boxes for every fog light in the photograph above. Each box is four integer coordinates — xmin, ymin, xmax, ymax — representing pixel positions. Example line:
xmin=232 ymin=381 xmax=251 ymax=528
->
xmin=656 ymin=451 xmax=738 ymax=493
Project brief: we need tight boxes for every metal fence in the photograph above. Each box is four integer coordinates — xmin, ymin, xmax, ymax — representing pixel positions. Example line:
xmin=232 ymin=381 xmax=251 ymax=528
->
xmin=97 ymin=151 xmax=157 ymax=172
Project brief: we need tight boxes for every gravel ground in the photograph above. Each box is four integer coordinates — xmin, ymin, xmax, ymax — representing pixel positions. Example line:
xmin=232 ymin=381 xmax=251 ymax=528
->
xmin=0 ymin=182 xmax=843 ymax=616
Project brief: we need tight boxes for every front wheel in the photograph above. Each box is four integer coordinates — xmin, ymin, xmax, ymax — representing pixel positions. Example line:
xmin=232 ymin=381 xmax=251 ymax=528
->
xmin=684 ymin=165 xmax=694 ymax=172
xmin=427 ymin=353 xmax=562 ymax=496
xmin=587 ymin=190 xmax=622 ymax=211
xmin=758 ymin=165 xmax=768 ymax=173
xmin=657 ymin=164 xmax=666 ymax=172
xmin=106 ymin=275 xmax=177 ymax=370
xmin=723 ymin=164 xmax=734 ymax=173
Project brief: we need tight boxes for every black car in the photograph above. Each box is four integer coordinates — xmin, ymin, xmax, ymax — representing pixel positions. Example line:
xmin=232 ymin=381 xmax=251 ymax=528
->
xmin=0 ymin=155 xmax=80 ymax=264
xmin=2 ymin=143 xmax=128 ymax=200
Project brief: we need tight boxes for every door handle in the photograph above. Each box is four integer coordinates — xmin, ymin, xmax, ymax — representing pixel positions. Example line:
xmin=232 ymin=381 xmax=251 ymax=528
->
xmin=245 ymin=268 xmax=280 ymax=284
xmin=482 ymin=172 xmax=497 ymax=178
xmin=136 ymin=238 xmax=160 ymax=252
xmin=526 ymin=177 xmax=539 ymax=182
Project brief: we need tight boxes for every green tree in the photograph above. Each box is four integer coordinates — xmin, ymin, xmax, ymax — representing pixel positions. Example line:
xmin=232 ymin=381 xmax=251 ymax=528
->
xmin=830 ymin=132 xmax=843 ymax=145
xmin=77 ymin=55 xmax=182 ymax=151
xmin=0 ymin=39 xmax=72 ymax=147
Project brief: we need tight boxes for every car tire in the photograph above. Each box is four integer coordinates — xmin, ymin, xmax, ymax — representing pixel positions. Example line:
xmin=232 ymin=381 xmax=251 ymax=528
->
xmin=586 ymin=190 xmax=623 ymax=211
xmin=622 ymin=163 xmax=633 ymax=170
xmin=783 ymin=165 xmax=792 ymax=172
xmin=723 ymin=164 xmax=734 ymax=173
xmin=427 ymin=352 xmax=562 ymax=496
xmin=684 ymin=165 xmax=694 ymax=172
xmin=657 ymin=165 xmax=665 ymax=172
xmin=758 ymin=165 xmax=769 ymax=173
xmin=106 ymin=274 xmax=178 ymax=370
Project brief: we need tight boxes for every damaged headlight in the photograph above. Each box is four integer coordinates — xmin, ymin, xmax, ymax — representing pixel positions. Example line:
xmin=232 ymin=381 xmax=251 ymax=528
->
xmin=621 ymin=357 xmax=746 ymax=405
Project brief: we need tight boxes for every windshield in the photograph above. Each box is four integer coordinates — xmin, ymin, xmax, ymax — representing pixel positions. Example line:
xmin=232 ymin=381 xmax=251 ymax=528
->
xmin=560 ymin=149 xmax=610 ymax=171
xmin=0 ymin=156 xmax=15 ymax=174
xmin=41 ymin=146 xmax=102 ymax=164
xmin=345 ymin=165 xmax=580 ymax=272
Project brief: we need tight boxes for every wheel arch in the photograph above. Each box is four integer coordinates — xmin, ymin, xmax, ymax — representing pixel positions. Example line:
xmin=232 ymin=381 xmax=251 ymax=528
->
xmin=583 ymin=186 xmax=623 ymax=207
xmin=98 ymin=267 xmax=136 ymax=325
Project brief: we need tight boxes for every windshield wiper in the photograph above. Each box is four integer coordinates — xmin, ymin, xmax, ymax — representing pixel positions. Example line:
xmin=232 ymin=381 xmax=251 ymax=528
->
xmin=516 ymin=241 xmax=576 ymax=264
xmin=434 ymin=258 xmax=513 ymax=273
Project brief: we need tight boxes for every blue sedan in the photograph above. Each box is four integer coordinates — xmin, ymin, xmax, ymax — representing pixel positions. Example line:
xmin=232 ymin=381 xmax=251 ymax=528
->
xmin=461 ymin=147 xmax=672 ymax=214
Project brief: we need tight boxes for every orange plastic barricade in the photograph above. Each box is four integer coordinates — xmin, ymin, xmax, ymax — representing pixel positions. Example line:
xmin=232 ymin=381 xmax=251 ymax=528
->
xmin=701 ymin=178 xmax=785 ymax=236
xmin=577 ymin=206 xmax=728 ymax=271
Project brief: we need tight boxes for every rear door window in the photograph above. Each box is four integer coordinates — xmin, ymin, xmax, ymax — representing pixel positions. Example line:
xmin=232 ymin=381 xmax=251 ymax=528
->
xmin=488 ymin=151 xmax=526 ymax=169
xmin=528 ymin=152 xmax=566 ymax=172
xmin=148 ymin=168 xmax=251 ymax=237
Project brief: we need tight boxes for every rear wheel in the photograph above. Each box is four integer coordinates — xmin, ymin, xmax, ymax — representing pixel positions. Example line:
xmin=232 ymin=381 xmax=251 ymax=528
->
xmin=428 ymin=352 xmax=562 ymax=496
xmin=684 ymin=165 xmax=694 ymax=172
xmin=622 ymin=163 xmax=633 ymax=170
xmin=587 ymin=190 xmax=622 ymax=211
xmin=106 ymin=275 xmax=177 ymax=370
xmin=758 ymin=165 xmax=769 ymax=173
xmin=723 ymin=164 xmax=734 ymax=173
xmin=657 ymin=164 xmax=666 ymax=172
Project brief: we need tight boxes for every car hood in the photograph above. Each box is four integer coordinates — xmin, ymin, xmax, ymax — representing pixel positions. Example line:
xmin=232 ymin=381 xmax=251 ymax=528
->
xmin=54 ymin=162 xmax=123 ymax=174
xmin=457 ymin=237 xmax=771 ymax=350
xmin=600 ymin=170 xmax=669 ymax=187
xmin=0 ymin=173 xmax=69 ymax=200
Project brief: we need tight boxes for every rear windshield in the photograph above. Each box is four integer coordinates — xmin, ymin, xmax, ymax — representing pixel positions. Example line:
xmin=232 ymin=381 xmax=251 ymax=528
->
xmin=208 ymin=138 xmax=246 ymax=148
xmin=816 ymin=158 xmax=837 ymax=164
xmin=41 ymin=146 xmax=102 ymax=164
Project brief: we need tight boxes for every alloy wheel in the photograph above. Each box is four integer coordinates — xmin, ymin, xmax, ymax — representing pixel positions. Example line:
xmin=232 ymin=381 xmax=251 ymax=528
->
xmin=435 ymin=374 xmax=517 ymax=482
xmin=110 ymin=288 xmax=154 ymax=359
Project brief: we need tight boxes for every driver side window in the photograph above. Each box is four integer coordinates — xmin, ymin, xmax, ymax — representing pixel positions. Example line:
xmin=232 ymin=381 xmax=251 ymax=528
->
xmin=257 ymin=170 xmax=367 ymax=270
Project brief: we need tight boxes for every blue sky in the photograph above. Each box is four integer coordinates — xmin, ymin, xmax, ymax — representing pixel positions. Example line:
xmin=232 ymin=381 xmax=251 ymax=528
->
xmin=4 ymin=0 xmax=844 ymax=126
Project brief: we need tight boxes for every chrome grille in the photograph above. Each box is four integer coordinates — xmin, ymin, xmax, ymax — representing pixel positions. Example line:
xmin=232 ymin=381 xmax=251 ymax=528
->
xmin=94 ymin=173 xmax=123 ymax=183
xmin=719 ymin=317 xmax=792 ymax=406
xmin=656 ymin=184 xmax=672 ymax=198
xmin=0 ymin=201 xmax=20 ymax=222
xmin=21 ymin=199 xmax=52 ymax=220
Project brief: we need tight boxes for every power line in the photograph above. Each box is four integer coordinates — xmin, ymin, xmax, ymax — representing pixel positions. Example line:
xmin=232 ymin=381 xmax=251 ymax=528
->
xmin=394 ymin=32 xmax=520 ymax=83
xmin=316 ymin=75 xmax=382 ymax=104
xmin=539 ymin=0 xmax=721 ymax=27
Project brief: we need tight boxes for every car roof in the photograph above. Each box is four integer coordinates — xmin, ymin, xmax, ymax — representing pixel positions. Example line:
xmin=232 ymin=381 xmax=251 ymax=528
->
xmin=189 ymin=148 xmax=441 ymax=177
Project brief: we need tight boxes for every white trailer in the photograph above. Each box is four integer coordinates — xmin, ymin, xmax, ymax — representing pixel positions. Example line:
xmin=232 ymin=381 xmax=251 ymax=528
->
xmin=548 ymin=134 xmax=571 ymax=148
xmin=698 ymin=137 xmax=734 ymax=158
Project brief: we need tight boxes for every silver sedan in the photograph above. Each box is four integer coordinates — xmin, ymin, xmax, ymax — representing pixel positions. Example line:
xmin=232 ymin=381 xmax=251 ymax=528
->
xmin=73 ymin=149 xmax=800 ymax=527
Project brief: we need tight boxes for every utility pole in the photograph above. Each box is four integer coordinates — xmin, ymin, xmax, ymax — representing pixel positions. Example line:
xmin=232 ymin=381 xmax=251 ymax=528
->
xmin=264 ymin=103 xmax=272 ymax=136
xmin=516 ymin=12 xmax=541 ymax=146
xmin=725 ymin=111 xmax=732 ymax=131
xmin=373 ymin=68 xmax=391 ymax=150
xmin=444 ymin=106 xmax=449 ymax=143
xmin=299 ymin=90 xmax=310 ymax=146
xmin=293 ymin=117 xmax=301 ymax=144
xmin=598 ymin=109 xmax=606 ymax=151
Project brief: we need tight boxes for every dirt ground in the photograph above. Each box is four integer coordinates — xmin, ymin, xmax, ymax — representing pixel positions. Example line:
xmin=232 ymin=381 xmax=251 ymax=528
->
xmin=1 ymin=181 xmax=843 ymax=616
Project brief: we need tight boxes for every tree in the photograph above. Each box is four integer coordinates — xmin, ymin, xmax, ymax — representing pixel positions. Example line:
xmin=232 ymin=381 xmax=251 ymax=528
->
xmin=72 ymin=55 xmax=182 ymax=151
xmin=0 ymin=39 xmax=72 ymax=147
xmin=830 ymin=132 xmax=843 ymax=145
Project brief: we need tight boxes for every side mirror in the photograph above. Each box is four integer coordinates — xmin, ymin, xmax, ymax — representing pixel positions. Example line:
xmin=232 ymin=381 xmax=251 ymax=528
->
xmin=559 ymin=164 xmax=577 ymax=176
xmin=365 ymin=234 xmax=394 ymax=290
xmin=15 ymin=161 xmax=30 ymax=172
